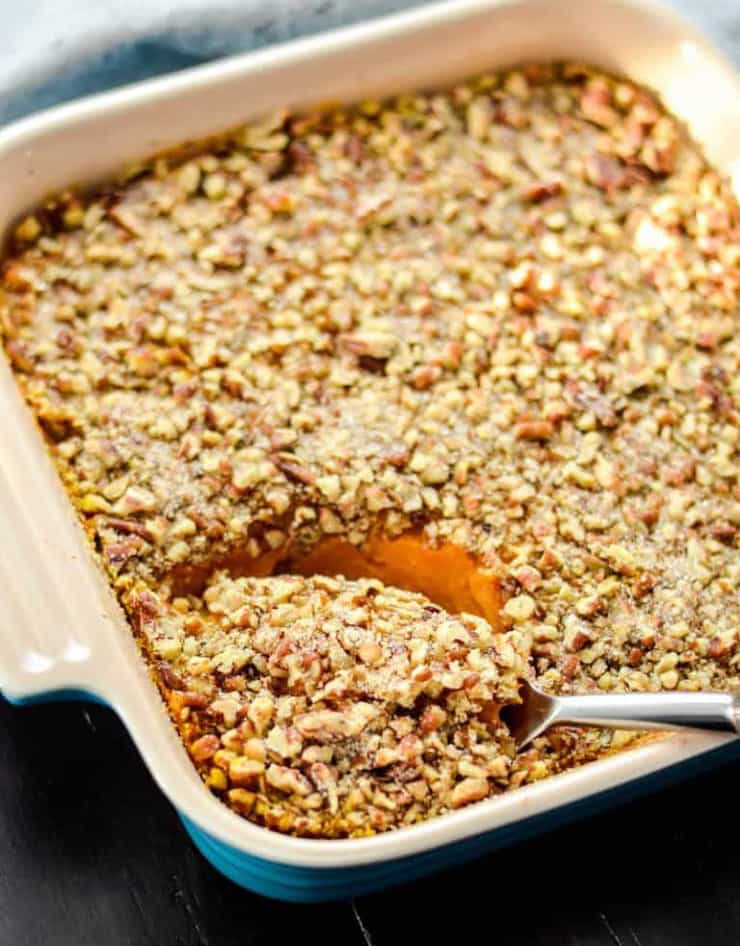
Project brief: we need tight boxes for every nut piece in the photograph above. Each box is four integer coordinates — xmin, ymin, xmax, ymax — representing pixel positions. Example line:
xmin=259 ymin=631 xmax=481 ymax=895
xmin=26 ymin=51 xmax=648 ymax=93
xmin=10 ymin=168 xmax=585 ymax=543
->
xmin=340 ymin=330 xmax=399 ymax=360
xmin=229 ymin=757 xmax=265 ymax=786
xmin=503 ymin=595 xmax=536 ymax=623
xmin=190 ymin=734 xmax=219 ymax=762
xmin=265 ymin=764 xmax=312 ymax=796
xmin=514 ymin=420 xmax=554 ymax=441
xmin=451 ymin=778 xmax=490 ymax=808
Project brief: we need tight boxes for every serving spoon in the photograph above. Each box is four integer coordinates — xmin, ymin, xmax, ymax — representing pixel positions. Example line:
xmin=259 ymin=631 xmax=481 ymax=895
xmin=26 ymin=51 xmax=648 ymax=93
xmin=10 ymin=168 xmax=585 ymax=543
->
xmin=504 ymin=679 xmax=740 ymax=749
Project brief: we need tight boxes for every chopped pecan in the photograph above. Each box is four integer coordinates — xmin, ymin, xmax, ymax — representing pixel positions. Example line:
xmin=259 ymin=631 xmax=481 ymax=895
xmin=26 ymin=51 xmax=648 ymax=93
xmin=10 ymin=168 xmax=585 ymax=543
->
xmin=451 ymin=777 xmax=489 ymax=808
xmin=514 ymin=419 xmax=554 ymax=440
xmin=273 ymin=452 xmax=316 ymax=485
xmin=191 ymin=734 xmax=220 ymax=763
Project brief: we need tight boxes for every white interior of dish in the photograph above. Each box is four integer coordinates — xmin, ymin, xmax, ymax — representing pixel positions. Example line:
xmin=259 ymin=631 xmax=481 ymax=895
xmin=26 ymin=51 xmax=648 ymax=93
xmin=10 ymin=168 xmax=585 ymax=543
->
xmin=0 ymin=0 xmax=737 ymax=869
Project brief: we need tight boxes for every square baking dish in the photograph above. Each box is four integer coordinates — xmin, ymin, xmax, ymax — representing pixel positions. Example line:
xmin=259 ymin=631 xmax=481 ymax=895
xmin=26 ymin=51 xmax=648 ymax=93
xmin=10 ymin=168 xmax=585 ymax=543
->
xmin=1 ymin=0 xmax=738 ymax=903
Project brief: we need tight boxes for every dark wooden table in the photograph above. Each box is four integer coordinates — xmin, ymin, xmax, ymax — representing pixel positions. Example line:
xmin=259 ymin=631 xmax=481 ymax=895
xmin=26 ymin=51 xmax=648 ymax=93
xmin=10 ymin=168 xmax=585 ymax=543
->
xmin=2 ymin=696 xmax=740 ymax=946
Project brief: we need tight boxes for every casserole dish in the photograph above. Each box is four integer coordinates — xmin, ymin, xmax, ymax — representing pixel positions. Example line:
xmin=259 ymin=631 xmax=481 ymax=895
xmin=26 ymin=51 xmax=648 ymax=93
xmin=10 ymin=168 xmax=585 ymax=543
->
xmin=0 ymin=0 xmax=738 ymax=902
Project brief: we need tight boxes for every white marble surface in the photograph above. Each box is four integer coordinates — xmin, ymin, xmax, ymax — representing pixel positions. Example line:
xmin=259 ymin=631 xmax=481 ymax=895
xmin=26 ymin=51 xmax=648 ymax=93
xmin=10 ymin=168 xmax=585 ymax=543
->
xmin=3 ymin=0 xmax=739 ymax=123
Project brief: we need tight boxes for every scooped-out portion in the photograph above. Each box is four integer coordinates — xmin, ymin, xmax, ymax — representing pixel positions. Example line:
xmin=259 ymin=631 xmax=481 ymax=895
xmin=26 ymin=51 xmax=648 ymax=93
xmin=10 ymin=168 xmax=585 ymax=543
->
xmin=131 ymin=572 xmax=527 ymax=838
xmin=290 ymin=533 xmax=504 ymax=631
xmin=168 ymin=531 xmax=504 ymax=630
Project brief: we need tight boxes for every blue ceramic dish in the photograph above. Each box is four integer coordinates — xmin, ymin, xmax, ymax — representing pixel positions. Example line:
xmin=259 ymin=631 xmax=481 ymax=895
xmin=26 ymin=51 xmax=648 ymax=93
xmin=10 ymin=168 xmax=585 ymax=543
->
xmin=8 ymin=687 xmax=740 ymax=901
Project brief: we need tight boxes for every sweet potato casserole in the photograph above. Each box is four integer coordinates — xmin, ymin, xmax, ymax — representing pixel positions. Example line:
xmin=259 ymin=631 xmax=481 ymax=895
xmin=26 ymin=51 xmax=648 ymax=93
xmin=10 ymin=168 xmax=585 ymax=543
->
xmin=2 ymin=63 xmax=738 ymax=837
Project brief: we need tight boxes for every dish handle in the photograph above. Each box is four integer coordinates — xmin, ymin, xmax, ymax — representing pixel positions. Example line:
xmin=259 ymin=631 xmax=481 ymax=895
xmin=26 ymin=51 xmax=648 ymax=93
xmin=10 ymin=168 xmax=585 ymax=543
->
xmin=0 ymin=465 xmax=128 ymax=707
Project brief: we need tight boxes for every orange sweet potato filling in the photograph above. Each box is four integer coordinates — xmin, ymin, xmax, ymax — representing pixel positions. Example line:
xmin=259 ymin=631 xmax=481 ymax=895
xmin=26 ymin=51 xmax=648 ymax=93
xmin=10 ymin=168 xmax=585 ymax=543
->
xmin=291 ymin=534 xmax=503 ymax=630
xmin=169 ymin=532 xmax=502 ymax=630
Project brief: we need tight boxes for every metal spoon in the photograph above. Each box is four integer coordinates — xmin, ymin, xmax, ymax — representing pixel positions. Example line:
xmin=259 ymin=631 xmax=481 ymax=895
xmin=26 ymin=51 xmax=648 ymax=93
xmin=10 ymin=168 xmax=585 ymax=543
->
xmin=504 ymin=679 xmax=740 ymax=749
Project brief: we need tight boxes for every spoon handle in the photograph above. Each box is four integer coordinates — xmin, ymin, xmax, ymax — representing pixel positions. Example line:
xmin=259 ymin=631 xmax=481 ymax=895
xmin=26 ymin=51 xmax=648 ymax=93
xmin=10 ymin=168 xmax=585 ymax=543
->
xmin=553 ymin=690 xmax=740 ymax=735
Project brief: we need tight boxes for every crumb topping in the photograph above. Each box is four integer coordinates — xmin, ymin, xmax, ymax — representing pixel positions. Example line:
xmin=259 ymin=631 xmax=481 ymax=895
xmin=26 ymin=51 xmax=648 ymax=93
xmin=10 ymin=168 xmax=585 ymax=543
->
xmin=132 ymin=573 xmax=528 ymax=836
xmin=2 ymin=63 xmax=738 ymax=836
